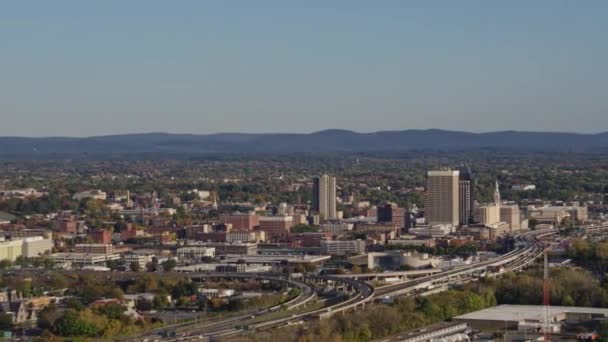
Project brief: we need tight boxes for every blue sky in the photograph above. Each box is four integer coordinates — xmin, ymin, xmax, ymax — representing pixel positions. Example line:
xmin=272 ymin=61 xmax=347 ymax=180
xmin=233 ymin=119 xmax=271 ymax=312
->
xmin=1 ymin=1 xmax=607 ymax=136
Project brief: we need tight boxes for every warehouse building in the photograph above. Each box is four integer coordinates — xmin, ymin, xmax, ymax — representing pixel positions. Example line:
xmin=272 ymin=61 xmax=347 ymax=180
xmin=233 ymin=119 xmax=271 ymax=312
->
xmin=454 ymin=305 xmax=608 ymax=333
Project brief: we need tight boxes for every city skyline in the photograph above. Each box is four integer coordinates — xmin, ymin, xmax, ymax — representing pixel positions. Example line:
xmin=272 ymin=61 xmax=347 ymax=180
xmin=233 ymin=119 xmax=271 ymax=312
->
xmin=2 ymin=1 xmax=608 ymax=136
xmin=2 ymin=1 xmax=608 ymax=340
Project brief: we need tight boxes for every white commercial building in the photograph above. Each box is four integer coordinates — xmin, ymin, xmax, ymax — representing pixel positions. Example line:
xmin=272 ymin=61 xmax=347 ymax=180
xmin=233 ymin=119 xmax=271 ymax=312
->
xmin=73 ymin=190 xmax=107 ymax=201
xmin=226 ymin=231 xmax=266 ymax=243
xmin=176 ymin=246 xmax=215 ymax=260
xmin=123 ymin=253 xmax=154 ymax=270
xmin=197 ymin=288 xmax=235 ymax=299
xmin=320 ymin=239 xmax=366 ymax=255
xmin=0 ymin=239 xmax=23 ymax=261
xmin=512 ymin=184 xmax=536 ymax=191
xmin=189 ymin=189 xmax=211 ymax=200
xmin=22 ymin=237 xmax=54 ymax=258
xmin=320 ymin=222 xmax=354 ymax=234
xmin=52 ymin=253 xmax=120 ymax=266
xmin=408 ymin=224 xmax=454 ymax=238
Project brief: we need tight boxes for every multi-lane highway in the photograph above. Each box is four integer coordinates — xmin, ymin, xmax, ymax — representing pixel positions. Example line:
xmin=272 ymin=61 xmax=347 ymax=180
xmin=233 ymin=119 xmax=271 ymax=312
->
xmin=129 ymin=274 xmax=317 ymax=342
xmin=372 ymin=228 xmax=553 ymax=298
xmin=145 ymin=224 xmax=607 ymax=341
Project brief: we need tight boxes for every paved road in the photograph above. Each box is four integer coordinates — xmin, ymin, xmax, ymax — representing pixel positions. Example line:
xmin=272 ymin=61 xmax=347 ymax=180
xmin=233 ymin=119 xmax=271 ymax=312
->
xmin=144 ymin=223 xmax=608 ymax=341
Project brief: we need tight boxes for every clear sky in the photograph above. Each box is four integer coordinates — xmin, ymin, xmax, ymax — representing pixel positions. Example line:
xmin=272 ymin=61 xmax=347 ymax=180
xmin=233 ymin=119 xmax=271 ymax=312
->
xmin=1 ymin=1 xmax=607 ymax=136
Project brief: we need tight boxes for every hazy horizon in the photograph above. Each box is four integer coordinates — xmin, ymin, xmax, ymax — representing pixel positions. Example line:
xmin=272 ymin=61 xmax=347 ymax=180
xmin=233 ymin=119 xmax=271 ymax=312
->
xmin=2 ymin=127 xmax=608 ymax=139
xmin=2 ymin=1 xmax=607 ymax=136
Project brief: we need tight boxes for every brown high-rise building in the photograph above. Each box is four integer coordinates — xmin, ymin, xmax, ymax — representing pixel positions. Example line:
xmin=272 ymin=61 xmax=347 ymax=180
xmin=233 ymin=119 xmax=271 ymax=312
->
xmin=312 ymin=175 xmax=337 ymax=220
xmin=425 ymin=170 xmax=460 ymax=226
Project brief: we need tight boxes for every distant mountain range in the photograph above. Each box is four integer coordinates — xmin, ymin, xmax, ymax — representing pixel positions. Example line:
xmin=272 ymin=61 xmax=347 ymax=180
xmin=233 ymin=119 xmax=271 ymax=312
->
xmin=1 ymin=129 xmax=607 ymax=156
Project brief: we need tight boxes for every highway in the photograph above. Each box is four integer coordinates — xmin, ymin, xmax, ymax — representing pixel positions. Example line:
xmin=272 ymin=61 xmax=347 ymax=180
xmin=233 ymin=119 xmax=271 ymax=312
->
xmin=128 ymin=274 xmax=317 ymax=342
xmin=145 ymin=223 xmax=608 ymax=341
xmin=373 ymin=228 xmax=556 ymax=298
xmin=149 ymin=229 xmax=548 ymax=341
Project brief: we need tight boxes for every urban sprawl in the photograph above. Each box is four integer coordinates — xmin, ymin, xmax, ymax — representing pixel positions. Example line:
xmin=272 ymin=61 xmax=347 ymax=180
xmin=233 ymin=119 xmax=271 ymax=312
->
xmin=1 ymin=157 xmax=608 ymax=341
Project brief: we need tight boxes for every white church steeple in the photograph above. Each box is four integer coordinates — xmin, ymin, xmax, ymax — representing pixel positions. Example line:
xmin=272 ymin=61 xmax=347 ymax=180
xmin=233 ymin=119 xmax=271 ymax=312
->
xmin=493 ymin=180 xmax=501 ymax=206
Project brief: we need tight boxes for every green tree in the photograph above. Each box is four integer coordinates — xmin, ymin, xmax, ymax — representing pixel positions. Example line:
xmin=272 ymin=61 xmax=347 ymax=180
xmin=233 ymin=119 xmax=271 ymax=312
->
xmin=146 ymin=258 xmax=158 ymax=272
xmin=0 ymin=259 xmax=12 ymax=270
xmin=66 ymin=299 xmax=85 ymax=311
xmin=562 ymin=294 xmax=575 ymax=306
xmin=130 ymin=261 xmax=141 ymax=272
xmin=136 ymin=299 xmax=153 ymax=312
xmin=95 ymin=303 xmax=126 ymax=320
xmin=53 ymin=310 xmax=99 ymax=337
xmin=161 ymin=259 xmax=177 ymax=272
xmin=153 ymin=292 xmax=169 ymax=310
xmin=14 ymin=256 xmax=30 ymax=268
xmin=37 ymin=304 xmax=61 ymax=330
xmin=358 ymin=323 xmax=373 ymax=341
xmin=0 ymin=313 xmax=13 ymax=330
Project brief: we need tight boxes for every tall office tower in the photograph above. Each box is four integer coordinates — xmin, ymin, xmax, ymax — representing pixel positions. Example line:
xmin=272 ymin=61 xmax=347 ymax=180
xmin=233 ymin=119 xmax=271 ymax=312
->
xmin=426 ymin=170 xmax=460 ymax=226
xmin=312 ymin=174 xmax=337 ymax=220
xmin=458 ymin=164 xmax=475 ymax=224
xmin=458 ymin=180 xmax=471 ymax=225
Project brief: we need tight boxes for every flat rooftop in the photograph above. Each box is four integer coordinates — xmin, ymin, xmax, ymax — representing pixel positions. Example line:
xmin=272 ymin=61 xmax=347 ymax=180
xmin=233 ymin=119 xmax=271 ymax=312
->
xmin=375 ymin=321 xmax=467 ymax=342
xmin=454 ymin=304 xmax=608 ymax=322
xmin=222 ymin=254 xmax=331 ymax=264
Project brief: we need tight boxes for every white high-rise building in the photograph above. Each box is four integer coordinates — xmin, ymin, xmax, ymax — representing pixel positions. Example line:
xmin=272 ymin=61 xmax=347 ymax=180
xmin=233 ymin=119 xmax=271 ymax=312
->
xmin=313 ymin=175 xmax=337 ymax=220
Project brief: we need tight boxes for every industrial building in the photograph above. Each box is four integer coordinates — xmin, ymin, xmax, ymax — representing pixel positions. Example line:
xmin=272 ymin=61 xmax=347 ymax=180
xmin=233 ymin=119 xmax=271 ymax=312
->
xmin=454 ymin=305 xmax=608 ymax=333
